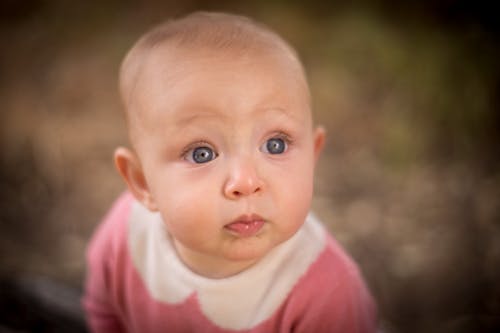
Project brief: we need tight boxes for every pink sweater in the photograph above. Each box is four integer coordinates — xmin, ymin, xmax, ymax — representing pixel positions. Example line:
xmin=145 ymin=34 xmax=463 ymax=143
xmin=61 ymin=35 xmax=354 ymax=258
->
xmin=83 ymin=192 xmax=377 ymax=332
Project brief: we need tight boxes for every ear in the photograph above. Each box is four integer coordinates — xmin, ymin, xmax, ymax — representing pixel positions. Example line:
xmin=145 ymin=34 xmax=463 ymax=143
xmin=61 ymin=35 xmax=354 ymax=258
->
xmin=313 ymin=125 xmax=326 ymax=164
xmin=114 ymin=147 xmax=158 ymax=211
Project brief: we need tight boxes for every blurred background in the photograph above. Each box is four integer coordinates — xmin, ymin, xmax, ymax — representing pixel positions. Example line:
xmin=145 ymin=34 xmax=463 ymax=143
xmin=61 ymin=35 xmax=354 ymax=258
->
xmin=1 ymin=1 xmax=499 ymax=332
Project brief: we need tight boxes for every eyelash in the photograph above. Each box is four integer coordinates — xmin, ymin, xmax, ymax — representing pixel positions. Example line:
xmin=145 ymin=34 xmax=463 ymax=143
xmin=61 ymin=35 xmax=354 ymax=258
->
xmin=269 ymin=132 xmax=293 ymax=145
xmin=181 ymin=141 xmax=217 ymax=159
xmin=266 ymin=131 xmax=293 ymax=147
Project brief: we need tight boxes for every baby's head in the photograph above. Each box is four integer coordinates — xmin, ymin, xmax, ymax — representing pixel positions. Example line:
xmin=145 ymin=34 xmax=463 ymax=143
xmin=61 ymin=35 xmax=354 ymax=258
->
xmin=115 ymin=12 xmax=325 ymax=278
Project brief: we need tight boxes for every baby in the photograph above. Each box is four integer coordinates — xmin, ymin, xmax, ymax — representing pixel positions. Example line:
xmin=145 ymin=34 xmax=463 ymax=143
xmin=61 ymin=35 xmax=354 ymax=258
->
xmin=83 ymin=11 xmax=377 ymax=332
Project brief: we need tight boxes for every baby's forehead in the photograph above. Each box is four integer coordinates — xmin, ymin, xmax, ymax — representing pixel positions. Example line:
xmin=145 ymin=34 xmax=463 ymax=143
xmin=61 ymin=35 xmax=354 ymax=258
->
xmin=141 ymin=47 xmax=309 ymax=114
xmin=142 ymin=51 xmax=306 ymax=120
xmin=129 ymin=40 xmax=307 ymax=109
xmin=120 ymin=12 xmax=310 ymax=142
xmin=145 ymin=42 xmax=299 ymax=84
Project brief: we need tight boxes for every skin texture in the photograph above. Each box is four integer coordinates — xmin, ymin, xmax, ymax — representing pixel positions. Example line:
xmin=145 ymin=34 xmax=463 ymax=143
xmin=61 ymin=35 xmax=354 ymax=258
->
xmin=115 ymin=45 xmax=325 ymax=278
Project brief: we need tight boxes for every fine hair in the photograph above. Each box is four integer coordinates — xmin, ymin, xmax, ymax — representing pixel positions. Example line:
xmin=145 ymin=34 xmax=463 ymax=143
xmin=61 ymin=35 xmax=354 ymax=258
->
xmin=119 ymin=11 xmax=308 ymax=112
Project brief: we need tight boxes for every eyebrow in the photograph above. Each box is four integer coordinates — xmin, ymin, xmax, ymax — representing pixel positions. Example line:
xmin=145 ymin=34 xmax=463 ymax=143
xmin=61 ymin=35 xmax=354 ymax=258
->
xmin=173 ymin=104 xmax=299 ymax=128
xmin=255 ymin=106 xmax=301 ymax=123
xmin=174 ymin=108 xmax=230 ymax=126
xmin=260 ymin=106 xmax=292 ymax=117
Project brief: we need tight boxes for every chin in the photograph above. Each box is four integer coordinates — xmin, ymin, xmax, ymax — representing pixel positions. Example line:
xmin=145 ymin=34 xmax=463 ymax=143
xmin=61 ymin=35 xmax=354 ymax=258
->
xmin=223 ymin=236 xmax=280 ymax=262
xmin=225 ymin=242 xmax=275 ymax=261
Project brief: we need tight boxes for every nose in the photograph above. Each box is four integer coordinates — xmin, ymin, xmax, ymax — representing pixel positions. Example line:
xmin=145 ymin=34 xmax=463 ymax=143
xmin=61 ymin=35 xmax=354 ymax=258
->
xmin=223 ymin=157 xmax=263 ymax=200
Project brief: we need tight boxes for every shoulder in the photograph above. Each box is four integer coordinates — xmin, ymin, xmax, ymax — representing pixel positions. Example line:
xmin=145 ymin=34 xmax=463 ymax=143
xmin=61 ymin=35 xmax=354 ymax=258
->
xmin=83 ymin=191 xmax=137 ymax=327
xmin=86 ymin=191 xmax=134 ymax=270
xmin=293 ymin=234 xmax=374 ymax=307
xmin=285 ymin=214 xmax=365 ymax=289
xmin=284 ymin=216 xmax=378 ymax=332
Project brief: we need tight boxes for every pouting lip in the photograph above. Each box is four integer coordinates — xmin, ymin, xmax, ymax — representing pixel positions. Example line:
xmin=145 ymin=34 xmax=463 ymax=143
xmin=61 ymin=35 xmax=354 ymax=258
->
xmin=223 ymin=214 xmax=266 ymax=237
xmin=224 ymin=213 xmax=266 ymax=226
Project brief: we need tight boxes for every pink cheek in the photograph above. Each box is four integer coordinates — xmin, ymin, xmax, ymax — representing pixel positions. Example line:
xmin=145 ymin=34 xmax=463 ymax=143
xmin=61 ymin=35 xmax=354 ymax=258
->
xmin=165 ymin=216 xmax=200 ymax=245
xmin=166 ymin=195 xmax=215 ymax=229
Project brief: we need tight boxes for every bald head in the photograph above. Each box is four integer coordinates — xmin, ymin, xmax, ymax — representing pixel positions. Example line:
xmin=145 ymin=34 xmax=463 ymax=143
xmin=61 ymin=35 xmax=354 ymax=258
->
xmin=119 ymin=11 xmax=310 ymax=144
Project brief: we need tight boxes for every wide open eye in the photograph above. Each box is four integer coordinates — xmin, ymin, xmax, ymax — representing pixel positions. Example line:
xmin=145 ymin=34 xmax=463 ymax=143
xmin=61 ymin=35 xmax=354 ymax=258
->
xmin=187 ymin=146 xmax=217 ymax=164
xmin=264 ymin=137 xmax=287 ymax=155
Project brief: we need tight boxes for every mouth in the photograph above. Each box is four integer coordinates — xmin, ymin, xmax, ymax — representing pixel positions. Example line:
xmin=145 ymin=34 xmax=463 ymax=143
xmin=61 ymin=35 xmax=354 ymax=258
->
xmin=224 ymin=214 xmax=266 ymax=238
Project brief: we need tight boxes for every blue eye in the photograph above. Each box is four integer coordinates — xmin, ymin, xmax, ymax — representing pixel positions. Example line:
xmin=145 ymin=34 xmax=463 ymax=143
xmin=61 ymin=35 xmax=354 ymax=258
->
xmin=191 ymin=146 xmax=216 ymax=163
xmin=265 ymin=138 xmax=286 ymax=154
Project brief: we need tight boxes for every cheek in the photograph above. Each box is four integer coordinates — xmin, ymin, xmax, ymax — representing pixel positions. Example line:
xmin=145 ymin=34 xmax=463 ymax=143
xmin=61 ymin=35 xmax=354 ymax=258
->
xmin=159 ymin=194 xmax=213 ymax=247
xmin=270 ymin=158 xmax=315 ymax=218
xmin=278 ymin=151 xmax=315 ymax=189
xmin=282 ymin=177 xmax=313 ymax=215
xmin=150 ymin=165 xmax=218 ymax=207
xmin=152 ymin=170 xmax=221 ymax=239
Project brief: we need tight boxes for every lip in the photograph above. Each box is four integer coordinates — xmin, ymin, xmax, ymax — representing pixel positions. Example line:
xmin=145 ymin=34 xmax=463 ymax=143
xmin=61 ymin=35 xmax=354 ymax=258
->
xmin=224 ymin=214 xmax=266 ymax=238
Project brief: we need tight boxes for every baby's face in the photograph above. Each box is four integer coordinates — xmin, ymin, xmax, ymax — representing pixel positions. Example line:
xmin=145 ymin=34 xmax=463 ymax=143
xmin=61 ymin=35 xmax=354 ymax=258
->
xmin=129 ymin=46 xmax=324 ymax=276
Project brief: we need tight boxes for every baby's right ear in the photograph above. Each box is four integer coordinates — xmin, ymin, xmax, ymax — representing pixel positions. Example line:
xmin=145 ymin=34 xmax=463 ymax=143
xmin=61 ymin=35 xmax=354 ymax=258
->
xmin=114 ymin=147 xmax=158 ymax=211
